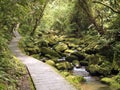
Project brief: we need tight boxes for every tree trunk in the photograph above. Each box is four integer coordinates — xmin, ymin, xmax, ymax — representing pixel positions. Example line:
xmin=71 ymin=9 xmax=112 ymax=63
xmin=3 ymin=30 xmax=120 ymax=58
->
xmin=30 ymin=1 xmax=49 ymax=36
xmin=78 ymin=0 xmax=104 ymax=35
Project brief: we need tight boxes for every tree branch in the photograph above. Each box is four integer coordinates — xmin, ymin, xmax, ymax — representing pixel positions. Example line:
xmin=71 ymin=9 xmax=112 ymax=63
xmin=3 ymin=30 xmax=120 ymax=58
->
xmin=93 ymin=1 xmax=120 ymax=14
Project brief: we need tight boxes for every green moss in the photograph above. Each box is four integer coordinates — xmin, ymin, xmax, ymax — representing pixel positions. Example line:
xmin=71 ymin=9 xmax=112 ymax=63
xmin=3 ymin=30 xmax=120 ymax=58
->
xmin=71 ymin=52 xmax=85 ymax=60
xmin=66 ymin=55 xmax=79 ymax=62
xmin=80 ymin=60 xmax=88 ymax=66
xmin=41 ymin=47 xmax=61 ymax=58
xmin=65 ymin=49 xmax=75 ymax=53
xmin=30 ymin=54 xmax=40 ymax=59
xmin=60 ymin=71 xmax=70 ymax=77
xmin=56 ymin=61 xmax=73 ymax=70
xmin=45 ymin=60 xmax=56 ymax=66
xmin=54 ymin=42 xmax=68 ymax=52
xmin=66 ymin=75 xmax=85 ymax=84
xmin=100 ymin=74 xmax=120 ymax=90
xmin=88 ymin=63 xmax=112 ymax=76
xmin=0 ymin=83 xmax=7 ymax=90
xmin=72 ymin=60 xmax=81 ymax=68
xmin=101 ymin=78 xmax=115 ymax=85
xmin=39 ymin=40 xmax=48 ymax=47
xmin=88 ymin=64 xmax=100 ymax=75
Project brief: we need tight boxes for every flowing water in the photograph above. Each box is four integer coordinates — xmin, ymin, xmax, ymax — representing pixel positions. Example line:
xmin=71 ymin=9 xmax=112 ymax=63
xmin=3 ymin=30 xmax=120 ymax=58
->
xmin=72 ymin=67 xmax=112 ymax=90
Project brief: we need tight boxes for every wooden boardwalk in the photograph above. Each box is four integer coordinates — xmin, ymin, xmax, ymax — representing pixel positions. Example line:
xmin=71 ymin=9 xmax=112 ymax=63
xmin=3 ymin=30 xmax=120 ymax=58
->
xmin=8 ymin=32 xmax=77 ymax=90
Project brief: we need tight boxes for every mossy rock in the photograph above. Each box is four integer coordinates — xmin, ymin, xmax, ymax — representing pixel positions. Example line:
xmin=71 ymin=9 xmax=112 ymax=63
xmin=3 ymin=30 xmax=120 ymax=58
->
xmin=46 ymin=34 xmax=59 ymax=46
xmin=80 ymin=60 xmax=88 ymax=66
xmin=26 ymin=46 xmax=40 ymax=55
xmin=66 ymin=75 xmax=85 ymax=84
xmin=67 ymin=42 xmax=79 ymax=49
xmin=87 ymin=64 xmax=100 ymax=76
xmin=30 ymin=54 xmax=40 ymax=59
xmin=45 ymin=60 xmax=56 ymax=67
xmin=56 ymin=61 xmax=73 ymax=70
xmin=87 ymin=62 xmax=112 ymax=76
xmin=65 ymin=49 xmax=75 ymax=53
xmin=71 ymin=52 xmax=85 ymax=60
xmin=39 ymin=40 xmax=48 ymax=47
xmin=66 ymin=55 xmax=79 ymax=62
xmin=41 ymin=47 xmax=61 ymax=58
xmin=99 ymin=61 xmax=112 ymax=75
xmin=76 ymin=47 xmax=82 ymax=51
xmin=85 ymin=49 xmax=98 ymax=55
xmin=101 ymin=78 xmax=115 ymax=85
xmin=101 ymin=75 xmax=120 ymax=90
xmin=44 ymin=54 xmax=59 ymax=61
xmin=61 ymin=71 xmax=70 ymax=77
xmin=114 ymin=73 xmax=120 ymax=84
xmin=86 ymin=54 xmax=104 ymax=65
xmin=72 ymin=60 xmax=81 ymax=68
xmin=54 ymin=42 xmax=68 ymax=52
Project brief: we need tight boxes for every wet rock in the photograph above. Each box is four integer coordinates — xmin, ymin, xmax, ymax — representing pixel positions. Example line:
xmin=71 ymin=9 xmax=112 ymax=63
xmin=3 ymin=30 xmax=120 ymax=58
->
xmin=72 ymin=60 xmax=81 ymax=68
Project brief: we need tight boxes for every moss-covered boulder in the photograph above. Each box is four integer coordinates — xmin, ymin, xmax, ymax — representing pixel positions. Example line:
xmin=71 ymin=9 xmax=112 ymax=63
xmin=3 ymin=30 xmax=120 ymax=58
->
xmin=85 ymin=49 xmax=98 ymax=55
xmin=54 ymin=42 xmax=68 ymax=52
xmin=40 ymin=47 xmax=61 ymax=58
xmin=101 ymin=78 xmax=115 ymax=85
xmin=66 ymin=55 xmax=79 ymax=62
xmin=87 ymin=64 xmax=100 ymax=76
xmin=61 ymin=71 xmax=70 ymax=77
xmin=66 ymin=75 xmax=85 ymax=84
xmin=80 ymin=60 xmax=88 ymax=66
xmin=64 ymin=49 xmax=75 ymax=53
xmin=67 ymin=42 xmax=79 ymax=49
xmin=72 ymin=60 xmax=81 ymax=68
xmin=101 ymin=76 xmax=120 ymax=90
xmin=45 ymin=34 xmax=59 ymax=46
xmin=99 ymin=61 xmax=112 ymax=75
xmin=56 ymin=61 xmax=73 ymax=70
xmin=87 ymin=61 xmax=112 ymax=76
xmin=45 ymin=60 xmax=56 ymax=67
xmin=86 ymin=54 xmax=104 ymax=65
xmin=71 ymin=52 xmax=85 ymax=60
xmin=39 ymin=40 xmax=48 ymax=47
xmin=30 ymin=54 xmax=40 ymax=59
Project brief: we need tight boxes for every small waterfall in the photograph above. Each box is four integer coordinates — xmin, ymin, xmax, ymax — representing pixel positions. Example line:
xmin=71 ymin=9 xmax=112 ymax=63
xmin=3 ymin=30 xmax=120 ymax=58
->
xmin=72 ymin=66 xmax=112 ymax=90
xmin=73 ymin=67 xmax=96 ymax=82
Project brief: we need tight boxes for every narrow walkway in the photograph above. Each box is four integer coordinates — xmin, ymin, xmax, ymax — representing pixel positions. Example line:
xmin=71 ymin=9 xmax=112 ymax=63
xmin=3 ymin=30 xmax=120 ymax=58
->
xmin=8 ymin=32 xmax=77 ymax=90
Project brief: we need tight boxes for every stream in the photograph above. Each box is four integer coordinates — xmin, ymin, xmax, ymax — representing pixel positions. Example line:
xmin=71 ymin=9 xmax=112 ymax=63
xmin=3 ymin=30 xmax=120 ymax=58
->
xmin=72 ymin=67 xmax=112 ymax=90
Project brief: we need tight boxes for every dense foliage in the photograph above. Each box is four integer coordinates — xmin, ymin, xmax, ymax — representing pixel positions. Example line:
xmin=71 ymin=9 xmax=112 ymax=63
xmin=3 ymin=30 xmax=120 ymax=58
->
xmin=20 ymin=0 xmax=120 ymax=89
xmin=0 ymin=0 xmax=30 ymax=89
xmin=1 ymin=0 xmax=120 ymax=89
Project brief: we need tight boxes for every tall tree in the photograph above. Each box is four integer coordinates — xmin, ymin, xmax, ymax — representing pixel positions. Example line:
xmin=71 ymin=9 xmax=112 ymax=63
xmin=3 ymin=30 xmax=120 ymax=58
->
xmin=78 ymin=0 xmax=104 ymax=35
xmin=29 ymin=0 xmax=49 ymax=36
